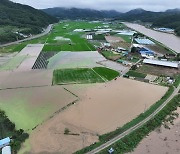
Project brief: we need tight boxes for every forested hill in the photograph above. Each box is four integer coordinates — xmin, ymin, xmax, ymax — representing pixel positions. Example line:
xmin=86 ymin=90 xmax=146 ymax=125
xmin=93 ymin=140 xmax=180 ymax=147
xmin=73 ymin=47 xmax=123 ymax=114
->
xmin=0 ymin=0 xmax=58 ymax=43
xmin=42 ymin=7 xmax=122 ymax=19
xmin=42 ymin=7 xmax=180 ymax=36
xmin=116 ymin=8 xmax=180 ymax=36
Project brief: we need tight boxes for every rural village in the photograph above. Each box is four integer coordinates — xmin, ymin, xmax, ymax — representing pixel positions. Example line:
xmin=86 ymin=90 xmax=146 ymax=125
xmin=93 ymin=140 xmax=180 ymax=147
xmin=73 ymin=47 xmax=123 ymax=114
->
xmin=0 ymin=20 xmax=179 ymax=154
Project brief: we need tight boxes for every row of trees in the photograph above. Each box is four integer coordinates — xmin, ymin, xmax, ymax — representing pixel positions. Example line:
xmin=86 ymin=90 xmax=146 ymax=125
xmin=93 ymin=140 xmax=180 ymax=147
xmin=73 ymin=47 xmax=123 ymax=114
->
xmin=152 ymin=14 xmax=180 ymax=36
xmin=0 ymin=0 xmax=58 ymax=43
xmin=0 ymin=110 xmax=29 ymax=153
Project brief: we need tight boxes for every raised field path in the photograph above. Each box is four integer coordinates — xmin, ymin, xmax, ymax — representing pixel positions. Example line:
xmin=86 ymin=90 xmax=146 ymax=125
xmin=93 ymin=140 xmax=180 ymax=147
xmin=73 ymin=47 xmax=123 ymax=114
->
xmin=0 ymin=24 xmax=53 ymax=48
xmin=86 ymin=84 xmax=180 ymax=154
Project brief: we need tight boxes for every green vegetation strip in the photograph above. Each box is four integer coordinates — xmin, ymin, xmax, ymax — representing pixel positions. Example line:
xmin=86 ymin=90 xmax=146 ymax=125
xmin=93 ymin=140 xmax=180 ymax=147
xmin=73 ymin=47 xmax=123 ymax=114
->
xmin=99 ymin=94 xmax=180 ymax=154
xmin=93 ymin=67 xmax=119 ymax=81
xmin=75 ymin=86 xmax=174 ymax=154
xmin=174 ymin=75 xmax=180 ymax=88
xmin=126 ymin=70 xmax=146 ymax=78
xmin=101 ymin=51 xmax=120 ymax=60
xmin=0 ymin=110 xmax=29 ymax=153
xmin=53 ymin=67 xmax=119 ymax=85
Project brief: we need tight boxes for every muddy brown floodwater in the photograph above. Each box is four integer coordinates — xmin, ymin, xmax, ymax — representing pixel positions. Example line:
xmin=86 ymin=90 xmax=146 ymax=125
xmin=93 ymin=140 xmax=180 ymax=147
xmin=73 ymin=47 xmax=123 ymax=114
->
xmin=131 ymin=108 xmax=180 ymax=154
xmin=29 ymin=78 xmax=167 ymax=154
xmin=124 ymin=23 xmax=180 ymax=53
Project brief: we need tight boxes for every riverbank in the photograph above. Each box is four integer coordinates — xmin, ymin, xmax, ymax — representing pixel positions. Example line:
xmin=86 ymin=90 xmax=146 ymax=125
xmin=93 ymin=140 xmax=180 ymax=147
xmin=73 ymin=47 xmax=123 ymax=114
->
xmin=124 ymin=22 xmax=180 ymax=54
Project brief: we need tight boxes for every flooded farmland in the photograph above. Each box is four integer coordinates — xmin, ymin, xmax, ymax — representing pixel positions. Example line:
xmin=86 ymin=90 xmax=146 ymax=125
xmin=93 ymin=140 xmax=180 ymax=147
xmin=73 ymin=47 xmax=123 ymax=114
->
xmin=124 ymin=23 xmax=180 ymax=53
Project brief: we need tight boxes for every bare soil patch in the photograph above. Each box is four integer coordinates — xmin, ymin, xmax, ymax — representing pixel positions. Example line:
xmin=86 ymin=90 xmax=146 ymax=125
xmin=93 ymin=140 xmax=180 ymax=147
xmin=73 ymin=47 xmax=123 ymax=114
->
xmin=29 ymin=78 xmax=167 ymax=153
xmin=0 ymin=70 xmax=53 ymax=89
xmin=137 ymin=64 xmax=180 ymax=77
xmin=105 ymin=36 xmax=125 ymax=43
xmin=131 ymin=108 xmax=180 ymax=154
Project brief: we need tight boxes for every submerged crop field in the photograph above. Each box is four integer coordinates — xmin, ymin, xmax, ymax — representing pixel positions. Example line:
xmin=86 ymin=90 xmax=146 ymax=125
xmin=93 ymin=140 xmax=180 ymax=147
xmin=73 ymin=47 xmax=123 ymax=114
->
xmin=0 ymin=19 xmax=177 ymax=154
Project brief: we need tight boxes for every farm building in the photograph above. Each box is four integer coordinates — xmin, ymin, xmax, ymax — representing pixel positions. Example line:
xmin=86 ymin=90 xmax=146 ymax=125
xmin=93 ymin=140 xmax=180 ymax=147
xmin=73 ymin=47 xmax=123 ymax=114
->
xmin=117 ymin=30 xmax=136 ymax=36
xmin=132 ymin=44 xmax=143 ymax=48
xmin=103 ymin=43 xmax=111 ymax=47
xmin=154 ymin=28 xmax=174 ymax=33
xmin=139 ymin=48 xmax=155 ymax=58
xmin=135 ymin=38 xmax=155 ymax=45
xmin=2 ymin=146 xmax=11 ymax=154
xmin=0 ymin=137 xmax=10 ymax=148
xmin=74 ymin=29 xmax=84 ymax=32
xmin=143 ymin=59 xmax=180 ymax=68
xmin=86 ymin=35 xmax=93 ymax=40
xmin=117 ymin=47 xmax=127 ymax=52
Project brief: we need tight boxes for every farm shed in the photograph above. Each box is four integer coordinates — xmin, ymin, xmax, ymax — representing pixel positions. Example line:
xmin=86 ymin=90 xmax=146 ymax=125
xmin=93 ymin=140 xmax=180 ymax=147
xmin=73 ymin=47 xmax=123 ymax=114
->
xmin=0 ymin=137 xmax=10 ymax=148
xmin=143 ymin=59 xmax=180 ymax=68
xmin=2 ymin=146 xmax=11 ymax=154
xmin=86 ymin=35 xmax=93 ymax=40
xmin=117 ymin=30 xmax=136 ymax=36
xmin=135 ymin=38 xmax=155 ymax=45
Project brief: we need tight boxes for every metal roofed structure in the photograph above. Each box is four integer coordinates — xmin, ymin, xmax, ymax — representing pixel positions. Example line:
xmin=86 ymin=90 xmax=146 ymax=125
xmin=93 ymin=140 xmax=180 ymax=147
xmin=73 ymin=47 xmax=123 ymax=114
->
xmin=0 ymin=137 xmax=10 ymax=148
xmin=143 ymin=59 xmax=180 ymax=68
xmin=135 ymin=38 xmax=155 ymax=45
xmin=2 ymin=146 xmax=11 ymax=154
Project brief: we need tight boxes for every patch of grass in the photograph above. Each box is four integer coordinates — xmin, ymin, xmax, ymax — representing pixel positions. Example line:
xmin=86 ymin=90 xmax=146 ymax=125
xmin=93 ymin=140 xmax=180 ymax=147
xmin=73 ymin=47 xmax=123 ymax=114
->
xmin=64 ymin=128 xmax=70 ymax=135
xmin=101 ymin=51 xmax=121 ymax=60
xmin=93 ymin=67 xmax=119 ymax=81
xmin=116 ymin=34 xmax=132 ymax=43
xmin=75 ymin=86 xmax=174 ymax=154
xmin=12 ymin=44 xmax=27 ymax=52
xmin=174 ymin=74 xmax=180 ymax=88
xmin=126 ymin=70 xmax=146 ymax=78
xmin=93 ymin=34 xmax=105 ymax=40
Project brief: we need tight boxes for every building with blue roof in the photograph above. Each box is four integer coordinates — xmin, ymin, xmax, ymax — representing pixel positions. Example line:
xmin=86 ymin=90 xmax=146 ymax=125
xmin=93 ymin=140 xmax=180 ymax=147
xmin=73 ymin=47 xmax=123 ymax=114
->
xmin=0 ymin=137 xmax=10 ymax=149
xmin=139 ymin=48 xmax=154 ymax=55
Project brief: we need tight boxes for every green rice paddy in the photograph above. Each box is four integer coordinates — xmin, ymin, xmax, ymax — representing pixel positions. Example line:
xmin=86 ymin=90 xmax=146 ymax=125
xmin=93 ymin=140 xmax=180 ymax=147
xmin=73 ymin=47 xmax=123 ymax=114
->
xmin=115 ymin=34 xmax=132 ymax=43
xmin=53 ymin=67 xmax=119 ymax=85
xmin=93 ymin=67 xmax=120 ymax=81
xmin=126 ymin=70 xmax=146 ymax=78
xmin=42 ymin=21 xmax=103 ymax=52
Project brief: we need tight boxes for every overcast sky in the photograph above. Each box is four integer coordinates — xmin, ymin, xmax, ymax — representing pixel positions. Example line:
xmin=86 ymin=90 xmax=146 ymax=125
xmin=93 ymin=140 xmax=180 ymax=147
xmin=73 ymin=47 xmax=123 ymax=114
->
xmin=11 ymin=0 xmax=180 ymax=12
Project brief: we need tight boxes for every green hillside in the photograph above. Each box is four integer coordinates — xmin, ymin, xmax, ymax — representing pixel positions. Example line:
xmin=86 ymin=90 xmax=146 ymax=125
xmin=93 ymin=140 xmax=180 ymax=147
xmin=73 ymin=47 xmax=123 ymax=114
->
xmin=0 ymin=0 xmax=58 ymax=43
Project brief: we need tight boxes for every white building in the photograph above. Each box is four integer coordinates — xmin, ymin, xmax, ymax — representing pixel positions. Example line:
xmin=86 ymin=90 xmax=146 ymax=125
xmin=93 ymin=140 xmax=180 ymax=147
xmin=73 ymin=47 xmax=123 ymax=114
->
xmin=143 ymin=59 xmax=180 ymax=68
xmin=2 ymin=146 xmax=11 ymax=154
xmin=0 ymin=137 xmax=10 ymax=149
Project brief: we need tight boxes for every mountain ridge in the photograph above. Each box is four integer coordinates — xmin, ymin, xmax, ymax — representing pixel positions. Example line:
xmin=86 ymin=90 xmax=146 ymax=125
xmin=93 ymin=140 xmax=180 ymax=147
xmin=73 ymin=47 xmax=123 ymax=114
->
xmin=0 ymin=0 xmax=58 ymax=43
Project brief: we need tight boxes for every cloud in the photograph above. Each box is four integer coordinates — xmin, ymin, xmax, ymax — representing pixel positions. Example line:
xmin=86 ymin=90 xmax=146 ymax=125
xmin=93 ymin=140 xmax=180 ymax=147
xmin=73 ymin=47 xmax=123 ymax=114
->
xmin=11 ymin=0 xmax=180 ymax=12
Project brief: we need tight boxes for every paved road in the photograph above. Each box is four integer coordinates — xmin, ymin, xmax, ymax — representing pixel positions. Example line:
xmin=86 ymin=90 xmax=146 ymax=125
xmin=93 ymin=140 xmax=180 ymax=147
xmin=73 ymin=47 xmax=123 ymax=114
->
xmin=87 ymin=85 xmax=180 ymax=154
xmin=0 ymin=24 xmax=53 ymax=48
